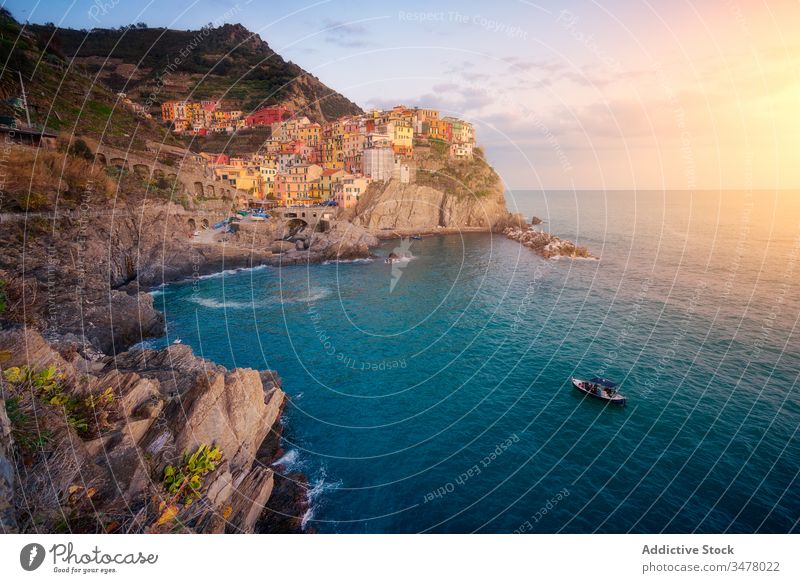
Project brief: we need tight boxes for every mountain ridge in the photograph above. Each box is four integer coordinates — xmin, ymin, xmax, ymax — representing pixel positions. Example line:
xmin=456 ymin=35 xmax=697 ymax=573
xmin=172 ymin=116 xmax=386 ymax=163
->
xmin=28 ymin=20 xmax=363 ymax=123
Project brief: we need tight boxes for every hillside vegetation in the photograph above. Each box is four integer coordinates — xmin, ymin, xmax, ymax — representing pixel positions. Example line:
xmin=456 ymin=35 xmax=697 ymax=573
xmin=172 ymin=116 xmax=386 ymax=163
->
xmin=30 ymin=22 xmax=363 ymax=122
xmin=415 ymin=143 xmax=501 ymax=198
xmin=0 ymin=10 xmax=178 ymax=150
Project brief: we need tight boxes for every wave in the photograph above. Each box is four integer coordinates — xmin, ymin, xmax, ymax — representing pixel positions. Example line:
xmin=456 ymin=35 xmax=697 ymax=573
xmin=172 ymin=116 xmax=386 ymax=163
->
xmin=322 ymin=258 xmax=374 ymax=265
xmin=301 ymin=467 xmax=342 ymax=531
xmin=301 ymin=287 xmax=331 ymax=303
xmin=189 ymin=297 xmax=261 ymax=309
xmin=188 ymin=286 xmax=331 ymax=310
xmin=272 ymin=449 xmax=300 ymax=470
xmin=197 ymin=264 xmax=270 ymax=281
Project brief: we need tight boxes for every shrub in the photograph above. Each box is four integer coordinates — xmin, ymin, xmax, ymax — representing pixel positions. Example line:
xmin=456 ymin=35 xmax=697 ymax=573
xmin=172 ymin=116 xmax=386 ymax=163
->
xmin=69 ymin=138 xmax=94 ymax=160
xmin=2 ymin=366 xmax=118 ymax=438
xmin=4 ymin=396 xmax=53 ymax=455
xmin=0 ymin=148 xmax=115 ymax=211
xmin=162 ymin=444 xmax=223 ymax=507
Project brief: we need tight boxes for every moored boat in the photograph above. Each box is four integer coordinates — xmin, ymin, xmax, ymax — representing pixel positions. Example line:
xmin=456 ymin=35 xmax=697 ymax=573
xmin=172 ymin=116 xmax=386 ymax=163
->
xmin=571 ymin=377 xmax=626 ymax=405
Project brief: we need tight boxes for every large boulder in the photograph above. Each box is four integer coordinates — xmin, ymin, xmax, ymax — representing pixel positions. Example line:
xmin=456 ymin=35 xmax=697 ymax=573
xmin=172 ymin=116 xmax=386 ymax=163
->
xmin=271 ymin=240 xmax=296 ymax=254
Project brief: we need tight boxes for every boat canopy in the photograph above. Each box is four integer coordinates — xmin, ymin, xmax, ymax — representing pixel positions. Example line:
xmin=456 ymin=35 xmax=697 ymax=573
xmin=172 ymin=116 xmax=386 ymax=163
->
xmin=590 ymin=377 xmax=618 ymax=388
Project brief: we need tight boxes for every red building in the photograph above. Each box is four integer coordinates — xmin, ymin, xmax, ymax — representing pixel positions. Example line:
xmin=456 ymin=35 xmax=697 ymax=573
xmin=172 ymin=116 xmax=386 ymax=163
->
xmin=245 ymin=106 xmax=290 ymax=127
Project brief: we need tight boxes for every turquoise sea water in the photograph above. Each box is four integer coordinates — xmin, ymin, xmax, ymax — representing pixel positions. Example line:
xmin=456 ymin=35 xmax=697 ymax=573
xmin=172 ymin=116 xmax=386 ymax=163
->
xmin=149 ymin=190 xmax=800 ymax=533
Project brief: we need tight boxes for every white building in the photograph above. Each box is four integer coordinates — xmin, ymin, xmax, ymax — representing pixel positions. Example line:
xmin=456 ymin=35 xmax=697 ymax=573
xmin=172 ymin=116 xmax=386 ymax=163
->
xmin=362 ymin=147 xmax=395 ymax=181
xmin=450 ymin=142 xmax=474 ymax=160
xmin=392 ymin=160 xmax=416 ymax=184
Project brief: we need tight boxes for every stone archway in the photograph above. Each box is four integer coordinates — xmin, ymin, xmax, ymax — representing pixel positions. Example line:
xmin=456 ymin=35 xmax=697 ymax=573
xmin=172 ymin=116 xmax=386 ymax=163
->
xmin=109 ymin=157 xmax=127 ymax=169
xmin=96 ymin=153 xmax=107 ymax=166
xmin=188 ymin=218 xmax=196 ymax=232
xmin=201 ymin=218 xmax=209 ymax=229
xmin=205 ymin=184 xmax=215 ymax=197
xmin=193 ymin=182 xmax=204 ymax=196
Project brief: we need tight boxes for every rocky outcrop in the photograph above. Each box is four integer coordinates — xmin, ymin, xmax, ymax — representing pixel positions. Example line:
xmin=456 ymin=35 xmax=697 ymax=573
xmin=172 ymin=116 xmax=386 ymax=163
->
xmin=0 ymin=200 xmax=276 ymax=354
xmin=0 ymin=327 xmax=301 ymax=534
xmin=504 ymin=225 xmax=596 ymax=259
xmin=350 ymin=180 xmax=517 ymax=235
xmin=233 ymin=218 xmax=378 ymax=264
xmin=0 ymin=399 xmax=17 ymax=533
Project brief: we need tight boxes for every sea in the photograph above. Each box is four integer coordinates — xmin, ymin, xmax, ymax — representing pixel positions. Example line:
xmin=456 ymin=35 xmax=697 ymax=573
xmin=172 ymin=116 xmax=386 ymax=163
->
xmin=144 ymin=190 xmax=800 ymax=533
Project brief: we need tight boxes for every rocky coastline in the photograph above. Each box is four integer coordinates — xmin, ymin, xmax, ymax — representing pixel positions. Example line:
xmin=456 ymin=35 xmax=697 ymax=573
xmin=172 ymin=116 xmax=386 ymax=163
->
xmin=0 ymin=198 xmax=346 ymax=534
xmin=503 ymin=217 xmax=596 ymax=259
xmin=0 ymin=153 xmax=526 ymax=535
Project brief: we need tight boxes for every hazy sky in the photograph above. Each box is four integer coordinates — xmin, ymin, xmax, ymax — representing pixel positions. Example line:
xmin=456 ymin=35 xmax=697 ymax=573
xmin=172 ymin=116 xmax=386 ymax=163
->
xmin=7 ymin=0 xmax=800 ymax=189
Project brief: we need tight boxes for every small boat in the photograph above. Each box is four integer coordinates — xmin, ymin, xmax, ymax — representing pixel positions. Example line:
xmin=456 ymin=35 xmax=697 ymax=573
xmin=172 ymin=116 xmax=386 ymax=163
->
xmin=411 ymin=235 xmax=422 ymax=240
xmin=572 ymin=377 xmax=626 ymax=405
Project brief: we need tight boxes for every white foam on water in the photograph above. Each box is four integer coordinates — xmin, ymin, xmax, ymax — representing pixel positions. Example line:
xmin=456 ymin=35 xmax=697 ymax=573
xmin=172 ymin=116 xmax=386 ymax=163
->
xmin=322 ymin=257 xmax=374 ymax=265
xmin=272 ymin=449 xmax=300 ymax=470
xmin=301 ymin=467 xmax=342 ymax=531
xmin=189 ymin=297 xmax=261 ymax=309
xmin=188 ymin=286 xmax=331 ymax=309
xmin=197 ymin=264 xmax=270 ymax=281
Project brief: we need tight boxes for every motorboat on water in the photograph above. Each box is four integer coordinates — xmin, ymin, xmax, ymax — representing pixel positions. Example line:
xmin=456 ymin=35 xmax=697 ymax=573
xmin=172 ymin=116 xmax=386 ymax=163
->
xmin=571 ymin=377 xmax=626 ymax=405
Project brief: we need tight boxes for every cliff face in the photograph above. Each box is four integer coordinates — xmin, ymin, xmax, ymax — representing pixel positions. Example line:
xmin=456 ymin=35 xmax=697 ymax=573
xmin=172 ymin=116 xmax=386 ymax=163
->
xmin=350 ymin=145 xmax=525 ymax=235
xmin=0 ymin=199 xmax=270 ymax=355
xmin=350 ymin=179 xmax=524 ymax=235
xmin=0 ymin=328 xmax=303 ymax=534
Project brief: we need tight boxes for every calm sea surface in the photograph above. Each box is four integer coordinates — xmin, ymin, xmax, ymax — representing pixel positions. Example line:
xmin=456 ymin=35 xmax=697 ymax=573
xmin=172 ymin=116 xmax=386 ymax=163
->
xmin=148 ymin=190 xmax=800 ymax=533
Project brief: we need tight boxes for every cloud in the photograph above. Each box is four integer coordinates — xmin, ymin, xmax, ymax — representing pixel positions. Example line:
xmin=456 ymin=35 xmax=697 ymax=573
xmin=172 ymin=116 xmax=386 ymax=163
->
xmin=322 ymin=19 xmax=370 ymax=48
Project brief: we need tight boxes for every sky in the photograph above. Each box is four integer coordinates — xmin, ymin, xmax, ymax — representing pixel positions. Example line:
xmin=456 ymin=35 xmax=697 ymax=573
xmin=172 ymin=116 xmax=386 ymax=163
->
xmin=6 ymin=0 xmax=800 ymax=189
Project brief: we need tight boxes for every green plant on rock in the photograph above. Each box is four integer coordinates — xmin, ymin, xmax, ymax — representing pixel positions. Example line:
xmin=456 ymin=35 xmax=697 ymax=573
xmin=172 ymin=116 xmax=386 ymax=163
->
xmin=4 ymin=396 xmax=52 ymax=454
xmin=162 ymin=444 xmax=223 ymax=507
xmin=2 ymin=366 xmax=117 ymax=437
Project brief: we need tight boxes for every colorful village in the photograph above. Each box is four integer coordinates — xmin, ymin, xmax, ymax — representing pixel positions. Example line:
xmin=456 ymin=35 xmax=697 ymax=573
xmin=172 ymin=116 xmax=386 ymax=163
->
xmin=159 ymin=101 xmax=477 ymax=209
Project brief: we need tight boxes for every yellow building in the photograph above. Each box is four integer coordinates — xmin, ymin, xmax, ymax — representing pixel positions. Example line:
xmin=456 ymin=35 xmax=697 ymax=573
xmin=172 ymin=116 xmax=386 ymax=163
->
xmin=390 ymin=120 xmax=414 ymax=155
xmin=275 ymin=163 xmax=323 ymax=205
xmin=297 ymin=123 xmax=322 ymax=147
xmin=320 ymin=168 xmax=344 ymax=199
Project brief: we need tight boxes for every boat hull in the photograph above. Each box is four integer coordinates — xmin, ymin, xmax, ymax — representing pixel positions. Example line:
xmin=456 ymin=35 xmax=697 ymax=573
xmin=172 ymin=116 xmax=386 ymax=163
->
xmin=571 ymin=378 xmax=626 ymax=405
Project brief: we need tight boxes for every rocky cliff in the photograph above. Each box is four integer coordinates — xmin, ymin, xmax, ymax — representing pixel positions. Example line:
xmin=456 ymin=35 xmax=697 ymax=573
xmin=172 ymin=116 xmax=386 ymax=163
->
xmin=0 ymin=328 xmax=304 ymax=533
xmin=349 ymin=147 xmax=525 ymax=236
xmin=351 ymin=180 xmax=522 ymax=235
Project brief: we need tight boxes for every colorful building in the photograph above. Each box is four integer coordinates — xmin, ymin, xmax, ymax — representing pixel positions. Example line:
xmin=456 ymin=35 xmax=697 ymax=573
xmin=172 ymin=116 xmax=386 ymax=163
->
xmin=275 ymin=163 xmax=323 ymax=205
xmin=334 ymin=174 xmax=370 ymax=209
xmin=245 ymin=106 xmax=290 ymax=126
xmin=320 ymin=168 xmax=345 ymax=200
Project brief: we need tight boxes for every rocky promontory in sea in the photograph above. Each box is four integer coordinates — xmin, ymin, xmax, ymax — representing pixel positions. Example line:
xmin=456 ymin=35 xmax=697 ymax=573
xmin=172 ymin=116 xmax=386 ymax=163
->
xmin=504 ymin=217 xmax=596 ymax=259
xmin=348 ymin=145 xmax=526 ymax=236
